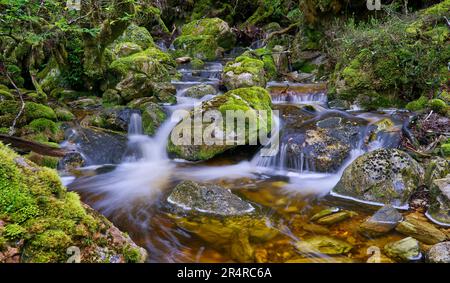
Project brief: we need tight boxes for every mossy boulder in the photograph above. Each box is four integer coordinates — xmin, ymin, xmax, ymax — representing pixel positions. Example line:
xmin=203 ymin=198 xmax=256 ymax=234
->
xmin=107 ymin=47 xmax=176 ymax=103
xmin=172 ymin=18 xmax=236 ymax=61
xmin=331 ymin=149 xmax=424 ymax=208
xmin=395 ymin=214 xmax=447 ymax=244
xmin=295 ymin=236 xmax=353 ymax=255
xmin=223 ymin=56 xmax=267 ymax=90
xmin=168 ymin=180 xmax=255 ymax=216
xmin=172 ymin=35 xmax=219 ymax=61
xmin=111 ymin=42 xmax=143 ymax=58
xmin=167 ymin=86 xmax=273 ymax=161
xmin=241 ymin=48 xmax=277 ymax=80
xmin=112 ymin=24 xmax=155 ymax=50
xmin=0 ymin=142 xmax=147 ymax=262
xmin=0 ymin=101 xmax=57 ymax=129
xmin=181 ymin=18 xmax=236 ymax=50
xmin=21 ymin=118 xmax=65 ymax=144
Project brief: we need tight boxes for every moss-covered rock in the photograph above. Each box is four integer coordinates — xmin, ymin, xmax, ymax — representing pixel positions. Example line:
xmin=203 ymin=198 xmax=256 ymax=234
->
xmin=184 ymin=84 xmax=217 ymax=99
xmin=172 ymin=18 xmax=235 ymax=61
xmin=395 ymin=214 xmax=447 ymax=244
xmin=331 ymin=149 xmax=424 ymax=208
xmin=180 ymin=18 xmax=236 ymax=50
xmin=0 ymin=101 xmax=57 ymax=129
xmin=167 ymin=86 xmax=272 ymax=161
xmin=223 ymin=56 xmax=267 ymax=90
xmin=295 ymin=235 xmax=353 ymax=255
xmin=172 ymin=35 xmax=219 ymax=61
xmin=0 ymin=142 xmax=147 ymax=262
xmin=112 ymin=24 xmax=155 ymax=50
xmin=21 ymin=118 xmax=64 ymax=144
xmin=384 ymin=237 xmax=421 ymax=262
xmin=107 ymin=47 xmax=176 ymax=103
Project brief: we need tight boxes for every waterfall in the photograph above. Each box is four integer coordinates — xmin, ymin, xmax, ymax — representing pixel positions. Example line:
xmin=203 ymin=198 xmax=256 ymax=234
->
xmin=128 ymin=113 xmax=143 ymax=136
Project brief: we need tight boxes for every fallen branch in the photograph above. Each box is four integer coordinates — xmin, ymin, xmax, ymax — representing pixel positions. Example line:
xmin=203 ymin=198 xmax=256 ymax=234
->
xmin=265 ymin=22 xmax=300 ymax=43
xmin=3 ymin=71 xmax=25 ymax=136
xmin=0 ymin=134 xmax=69 ymax=157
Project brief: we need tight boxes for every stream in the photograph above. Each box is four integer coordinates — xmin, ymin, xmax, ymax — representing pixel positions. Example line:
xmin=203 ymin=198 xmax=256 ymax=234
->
xmin=60 ymin=55 xmax=411 ymax=263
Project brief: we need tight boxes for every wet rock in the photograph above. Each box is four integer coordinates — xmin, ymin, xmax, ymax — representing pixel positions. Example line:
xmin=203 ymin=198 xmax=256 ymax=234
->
xmin=295 ymin=236 xmax=353 ymax=255
xmin=384 ymin=237 xmax=421 ymax=262
xmin=58 ymin=151 xmax=85 ymax=171
xmin=300 ymin=128 xmax=350 ymax=172
xmin=229 ymin=230 xmax=254 ymax=262
xmin=140 ymin=102 xmax=167 ymax=136
xmin=359 ymin=205 xmax=403 ymax=237
xmin=427 ymin=175 xmax=450 ymax=227
xmin=328 ymin=99 xmax=350 ymax=110
xmin=62 ymin=127 xmax=127 ymax=165
xmin=68 ymin=97 xmax=102 ymax=110
xmin=315 ymin=211 xmax=355 ymax=226
xmin=271 ymin=45 xmax=289 ymax=74
xmin=310 ymin=207 xmax=340 ymax=222
xmin=223 ymin=55 xmax=266 ymax=90
xmin=87 ymin=108 xmax=140 ymax=133
xmin=424 ymin=157 xmax=449 ymax=188
xmin=395 ymin=214 xmax=447 ymax=245
xmin=184 ymin=84 xmax=217 ymax=99
xmin=427 ymin=241 xmax=450 ymax=263
xmin=331 ymin=149 xmax=424 ymax=208
xmin=167 ymin=87 xmax=272 ymax=161
xmin=111 ymin=42 xmax=142 ymax=58
xmin=167 ymin=180 xmax=254 ymax=216
xmin=302 ymin=223 xmax=331 ymax=234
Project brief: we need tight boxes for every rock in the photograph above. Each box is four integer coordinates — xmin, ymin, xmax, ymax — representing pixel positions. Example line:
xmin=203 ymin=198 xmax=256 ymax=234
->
xmin=0 ymin=142 xmax=147 ymax=263
xmin=271 ymin=45 xmax=289 ymax=74
xmin=107 ymin=47 xmax=176 ymax=104
xmin=167 ymin=86 xmax=272 ymax=161
xmin=62 ymin=126 xmax=127 ymax=165
xmin=111 ymin=42 xmax=142 ymax=58
xmin=58 ymin=151 xmax=85 ymax=171
xmin=176 ymin=57 xmax=191 ymax=64
xmin=359 ymin=205 xmax=403 ymax=237
xmin=302 ymin=223 xmax=331 ymax=234
xmin=86 ymin=108 xmax=140 ymax=133
xmin=310 ymin=207 xmax=340 ymax=221
xmin=328 ymin=99 xmax=350 ymax=110
xmin=285 ymin=71 xmax=315 ymax=83
xmin=229 ymin=230 xmax=254 ymax=262
xmin=167 ymin=180 xmax=254 ymax=216
xmin=384 ymin=237 xmax=421 ymax=262
xmin=427 ymin=175 xmax=450 ymax=227
xmin=223 ymin=56 xmax=267 ymax=90
xmin=315 ymin=211 xmax=355 ymax=226
xmin=331 ymin=149 xmax=424 ymax=208
xmin=140 ymin=102 xmax=167 ymax=136
xmin=112 ymin=24 xmax=155 ymax=50
xmin=295 ymin=236 xmax=353 ymax=255
xmin=184 ymin=84 xmax=217 ymax=99
xmin=395 ymin=214 xmax=447 ymax=245
xmin=427 ymin=241 xmax=450 ymax=263
xmin=172 ymin=18 xmax=235 ymax=61
xmin=68 ymin=97 xmax=102 ymax=110
xmin=424 ymin=157 xmax=449 ymax=188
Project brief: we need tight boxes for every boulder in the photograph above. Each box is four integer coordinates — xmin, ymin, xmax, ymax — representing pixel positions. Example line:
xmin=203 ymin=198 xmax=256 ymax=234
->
xmin=331 ymin=149 xmax=424 ymax=208
xmin=427 ymin=175 xmax=450 ymax=227
xmin=107 ymin=47 xmax=176 ymax=104
xmin=384 ymin=237 xmax=421 ymax=262
xmin=167 ymin=87 xmax=272 ymax=161
xmin=172 ymin=18 xmax=236 ymax=61
xmin=359 ymin=205 xmax=403 ymax=237
xmin=223 ymin=56 xmax=266 ymax=90
xmin=184 ymin=84 xmax=217 ymax=99
xmin=167 ymin=180 xmax=254 ymax=216
xmin=427 ymin=241 xmax=450 ymax=263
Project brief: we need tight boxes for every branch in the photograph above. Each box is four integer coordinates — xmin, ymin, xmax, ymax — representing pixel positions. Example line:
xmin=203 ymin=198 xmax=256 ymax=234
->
xmin=0 ymin=134 xmax=69 ymax=157
xmin=4 ymin=73 xmax=25 ymax=136
xmin=264 ymin=22 xmax=300 ymax=43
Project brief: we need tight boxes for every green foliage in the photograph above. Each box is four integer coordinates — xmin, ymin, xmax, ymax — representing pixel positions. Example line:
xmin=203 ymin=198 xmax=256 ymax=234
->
xmin=428 ymin=99 xmax=448 ymax=115
xmin=406 ymin=96 xmax=428 ymax=111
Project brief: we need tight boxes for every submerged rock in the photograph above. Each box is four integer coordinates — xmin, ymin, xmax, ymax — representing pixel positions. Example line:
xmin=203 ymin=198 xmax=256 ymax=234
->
xmin=310 ymin=208 xmax=355 ymax=225
xmin=384 ymin=237 xmax=421 ymax=262
xmin=167 ymin=87 xmax=272 ymax=161
xmin=167 ymin=180 xmax=254 ymax=216
xmin=331 ymin=149 xmax=424 ymax=208
xmin=295 ymin=236 xmax=353 ymax=255
xmin=427 ymin=241 xmax=450 ymax=263
xmin=396 ymin=214 xmax=447 ymax=245
xmin=359 ymin=205 xmax=403 ymax=237
xmin=427 ymin=175 xmax=450 ymax=227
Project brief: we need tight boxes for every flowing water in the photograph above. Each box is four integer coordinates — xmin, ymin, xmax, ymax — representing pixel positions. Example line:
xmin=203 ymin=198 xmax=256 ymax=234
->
xmin=62 ymin=58 xmax=410 ymax=263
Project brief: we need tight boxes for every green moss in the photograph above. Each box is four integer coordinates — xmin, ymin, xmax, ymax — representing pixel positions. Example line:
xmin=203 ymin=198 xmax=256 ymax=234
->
xmin=439 ymin=90 xmax=450 ymax=104
xmin=191 ymin=58 xmax=205 ymax=69
xmin=0 ymin=90 xmax=14 ymax=100
xmin=406 ymin=96 xmax=428 ymax=111
xmin=428 ymin=99 xmax=448 ymax=115
xmin=172 ymin=35 xmax=218 ymax=61
xmin=242 ymin=49 xmax=277 ymax=80
xmin=24 ymin=102 xmax=57 ymax=121
xmin=181 ymin=18 xmax=236 ymax=50
xmin=4 ymin=224 xmax=26 ymax=239
xmin=55 ymin=108 xmax=75 ymax=121
xmin=441 ymin=142 xmax=450 ymax=157
xmin=114 ymin=24 xmax=155 ymax=50
xmin=122 ymin=244 xmax=142 ymax=263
